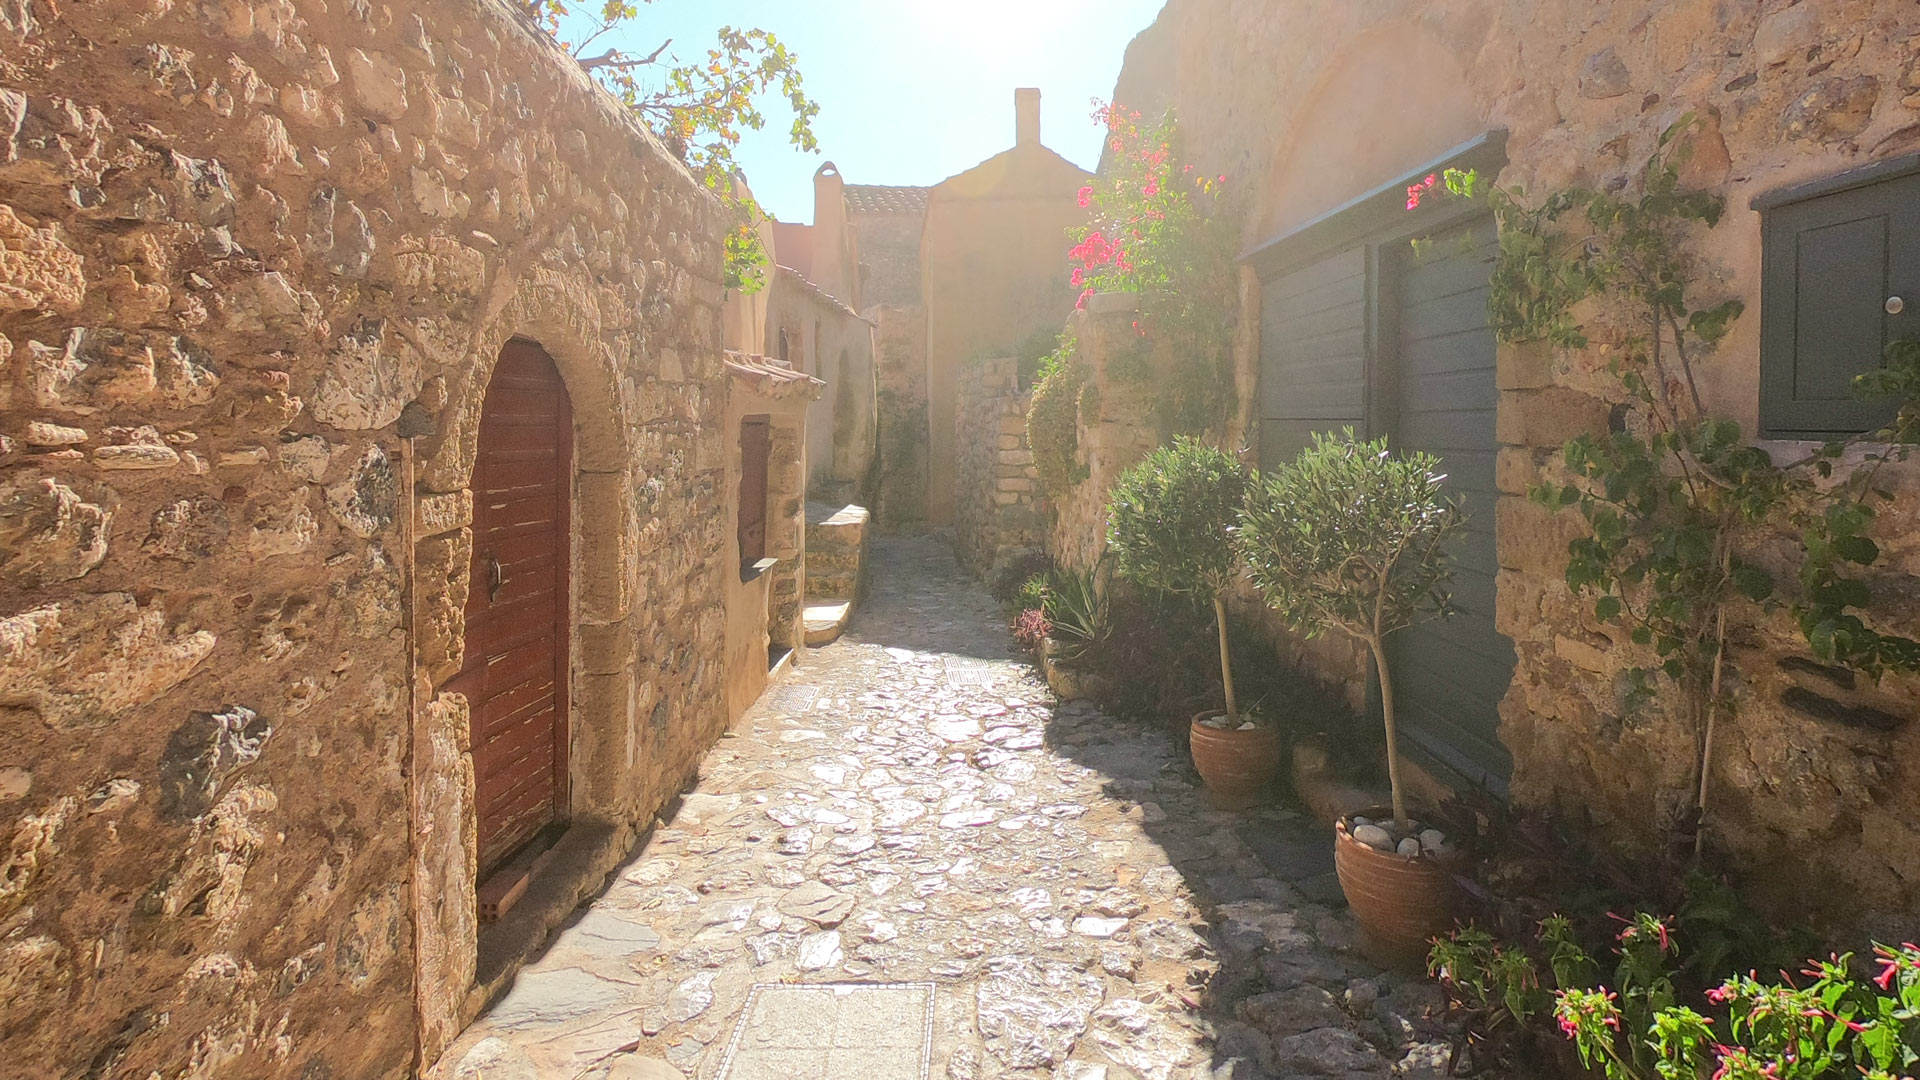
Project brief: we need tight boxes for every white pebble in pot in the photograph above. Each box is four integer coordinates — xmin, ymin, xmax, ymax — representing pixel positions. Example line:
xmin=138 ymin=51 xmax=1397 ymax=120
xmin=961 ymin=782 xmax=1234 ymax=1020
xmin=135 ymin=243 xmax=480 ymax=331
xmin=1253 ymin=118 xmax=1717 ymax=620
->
xmin=1396 ymin=837 xmax=1421 ymax=857
xmin=1419 ymin=828 xmax=1447 ymax=855
xmin=1352 ymin=823 xmax=1395 ymax=851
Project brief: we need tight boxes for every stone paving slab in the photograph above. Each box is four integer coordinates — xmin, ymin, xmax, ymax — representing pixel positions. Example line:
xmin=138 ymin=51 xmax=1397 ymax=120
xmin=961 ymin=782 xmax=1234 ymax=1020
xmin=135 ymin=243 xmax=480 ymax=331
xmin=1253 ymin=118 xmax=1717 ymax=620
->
xmin=715 ymin=983 xmax=933 ymax=1080
xmin=437 ymin=538 xmax=1452 ymax=1080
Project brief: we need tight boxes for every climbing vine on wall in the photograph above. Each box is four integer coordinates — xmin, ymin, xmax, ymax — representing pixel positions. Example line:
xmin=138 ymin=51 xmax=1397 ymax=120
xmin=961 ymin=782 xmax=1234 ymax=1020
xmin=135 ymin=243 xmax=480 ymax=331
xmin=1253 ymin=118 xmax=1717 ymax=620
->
xmin=1422 ymin=115 xmax=1920 ymax=852
xmin=1028 ymin=331 xmax=1090 ymax=497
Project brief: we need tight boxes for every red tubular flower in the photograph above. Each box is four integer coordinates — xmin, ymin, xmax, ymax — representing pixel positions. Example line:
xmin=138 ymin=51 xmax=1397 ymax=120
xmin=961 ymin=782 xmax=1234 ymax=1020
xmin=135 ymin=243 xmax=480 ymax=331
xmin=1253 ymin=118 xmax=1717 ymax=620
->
xmin=1874 ymin=955 xmax=1900 ymax=991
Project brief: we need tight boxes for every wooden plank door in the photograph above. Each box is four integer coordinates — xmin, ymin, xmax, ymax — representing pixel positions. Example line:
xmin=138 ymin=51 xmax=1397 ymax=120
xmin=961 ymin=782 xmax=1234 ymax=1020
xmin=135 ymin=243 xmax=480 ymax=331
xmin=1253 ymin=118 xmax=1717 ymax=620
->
xmin=1385 ymin=217 xmax=1517 ymax=787
xmin=451 ymin=338 xmax=572 ymax=874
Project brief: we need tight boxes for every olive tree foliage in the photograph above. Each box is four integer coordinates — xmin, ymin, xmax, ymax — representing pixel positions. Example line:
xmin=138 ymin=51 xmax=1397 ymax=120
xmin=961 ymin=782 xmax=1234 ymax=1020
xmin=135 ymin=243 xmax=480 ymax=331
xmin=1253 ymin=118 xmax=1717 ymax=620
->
xmin=526 ymin=0 xmax=821 ymax=292
xmin=1237 ymin=429 xmax=1462 ymax=829
xmin=1105 ymin=438 xmax=1249 ymax=720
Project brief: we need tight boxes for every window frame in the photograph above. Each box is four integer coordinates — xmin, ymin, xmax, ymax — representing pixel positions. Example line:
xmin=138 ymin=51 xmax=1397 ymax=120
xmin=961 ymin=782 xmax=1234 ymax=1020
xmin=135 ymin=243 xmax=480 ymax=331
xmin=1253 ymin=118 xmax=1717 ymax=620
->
xmin=1753 ymin=154 xmax=1920 ymax=440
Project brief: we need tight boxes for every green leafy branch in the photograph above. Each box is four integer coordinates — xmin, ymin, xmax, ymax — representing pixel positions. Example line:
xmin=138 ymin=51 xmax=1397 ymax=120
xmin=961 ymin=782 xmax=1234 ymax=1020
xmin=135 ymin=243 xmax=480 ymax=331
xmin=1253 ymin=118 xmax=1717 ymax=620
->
xmin=526 ymin=1 xmax=822 ymax=292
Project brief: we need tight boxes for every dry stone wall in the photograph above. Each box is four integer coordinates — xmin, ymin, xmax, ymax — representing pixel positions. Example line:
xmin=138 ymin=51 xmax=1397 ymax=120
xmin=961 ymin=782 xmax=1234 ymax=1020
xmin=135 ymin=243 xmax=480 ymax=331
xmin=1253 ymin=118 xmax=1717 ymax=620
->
xmin=1106 ymin=0 xmax=1920 ymax=937
xmin=0 ymin=0 xmax=730 ymax=1076
xmin=952 ymin=355 xmax=1042 ymax=577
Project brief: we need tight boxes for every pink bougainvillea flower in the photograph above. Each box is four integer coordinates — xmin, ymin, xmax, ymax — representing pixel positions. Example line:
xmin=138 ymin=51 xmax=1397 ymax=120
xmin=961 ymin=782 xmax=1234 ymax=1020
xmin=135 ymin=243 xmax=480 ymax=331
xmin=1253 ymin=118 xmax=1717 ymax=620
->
xmin=1142 ymin=180 xmax=1159 ymax=197
xmin=1077 ymin=185 xmax=1094 ymax=209
xmin=1070 ymin=267 xmax=1085 ymax=288
xmin=1424 ymin=173 xmax=1438 ymax=188
xmin=1075 ymin=287 xmax=1095 ymax=310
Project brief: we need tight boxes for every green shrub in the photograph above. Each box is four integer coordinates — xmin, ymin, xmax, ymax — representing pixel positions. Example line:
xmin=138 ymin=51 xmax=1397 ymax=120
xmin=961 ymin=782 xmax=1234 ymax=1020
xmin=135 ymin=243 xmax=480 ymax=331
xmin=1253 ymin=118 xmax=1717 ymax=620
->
xmin=1106 ymin=437 xmax=1248 ymax=719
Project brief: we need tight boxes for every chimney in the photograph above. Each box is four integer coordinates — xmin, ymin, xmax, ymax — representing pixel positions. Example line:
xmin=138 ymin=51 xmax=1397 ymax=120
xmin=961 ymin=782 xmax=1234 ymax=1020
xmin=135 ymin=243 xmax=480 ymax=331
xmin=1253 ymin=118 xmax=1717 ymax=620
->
xmin=1015 ymin=87 xmax=1041 ymax=147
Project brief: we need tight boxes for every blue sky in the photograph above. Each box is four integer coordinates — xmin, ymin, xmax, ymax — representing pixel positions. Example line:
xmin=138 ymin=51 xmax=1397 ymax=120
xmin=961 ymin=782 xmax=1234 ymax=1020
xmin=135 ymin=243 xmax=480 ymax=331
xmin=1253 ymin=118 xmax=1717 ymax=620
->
xmin=564 ymin=0 xmax=1168 ymax=223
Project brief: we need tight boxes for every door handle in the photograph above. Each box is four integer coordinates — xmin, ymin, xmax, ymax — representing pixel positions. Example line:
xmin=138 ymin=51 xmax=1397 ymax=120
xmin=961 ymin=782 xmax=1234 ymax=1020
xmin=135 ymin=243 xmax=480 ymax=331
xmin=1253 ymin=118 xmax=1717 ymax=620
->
xmin=486 ymin=552 xmax=506 ymax=603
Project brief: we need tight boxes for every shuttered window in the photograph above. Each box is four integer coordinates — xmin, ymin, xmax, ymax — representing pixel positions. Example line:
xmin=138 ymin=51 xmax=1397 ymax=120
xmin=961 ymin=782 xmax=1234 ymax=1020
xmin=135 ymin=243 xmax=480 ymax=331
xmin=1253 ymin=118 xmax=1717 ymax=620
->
xmin=1758 ymin=163 xmax=1920 ymax=438
xmin=738 ymin=417 xmax=770 ymax=575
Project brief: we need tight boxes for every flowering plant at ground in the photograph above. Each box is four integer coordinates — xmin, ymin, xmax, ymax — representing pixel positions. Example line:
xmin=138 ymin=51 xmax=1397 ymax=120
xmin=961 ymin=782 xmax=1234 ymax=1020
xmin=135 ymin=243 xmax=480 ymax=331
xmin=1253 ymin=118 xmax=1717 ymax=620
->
xmin=1011 ymin=608 xmax=1051 ymax=654
xmin=1432 ymin=914 xmax=1920 ymax=1080
xmin=1065 ymin=103 xmax=1240 ymax=436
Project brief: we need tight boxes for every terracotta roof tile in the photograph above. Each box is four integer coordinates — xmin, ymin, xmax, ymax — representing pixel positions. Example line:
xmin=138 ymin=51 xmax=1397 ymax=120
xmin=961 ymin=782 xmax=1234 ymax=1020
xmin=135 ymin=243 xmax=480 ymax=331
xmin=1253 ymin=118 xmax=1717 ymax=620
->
xmin=724 ymin=351 xmax=824 ymax=401
xmin=844 ymin=184 xmax=929 ymax=215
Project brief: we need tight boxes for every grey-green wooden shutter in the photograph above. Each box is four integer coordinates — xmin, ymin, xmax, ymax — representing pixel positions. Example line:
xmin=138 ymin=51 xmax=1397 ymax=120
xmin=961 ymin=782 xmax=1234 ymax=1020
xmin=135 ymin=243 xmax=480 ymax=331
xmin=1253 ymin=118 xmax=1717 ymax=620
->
xmin=1760 ymin=171 xmax=1920 ymax=438
xmin=1257 ymin=246 xmax=1367 ymax=469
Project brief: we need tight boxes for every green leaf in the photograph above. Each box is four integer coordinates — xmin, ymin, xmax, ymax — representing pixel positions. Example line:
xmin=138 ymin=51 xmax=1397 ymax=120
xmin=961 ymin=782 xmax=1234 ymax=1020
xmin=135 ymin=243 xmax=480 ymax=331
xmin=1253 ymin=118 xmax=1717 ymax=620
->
xmin=1732 ymin=564 xmax=1774 ymax=601
xmin=1833 ymin=535 xmax=1880 ymax=566
xmin=1594 ymin=595 xmax=1623 ymax=622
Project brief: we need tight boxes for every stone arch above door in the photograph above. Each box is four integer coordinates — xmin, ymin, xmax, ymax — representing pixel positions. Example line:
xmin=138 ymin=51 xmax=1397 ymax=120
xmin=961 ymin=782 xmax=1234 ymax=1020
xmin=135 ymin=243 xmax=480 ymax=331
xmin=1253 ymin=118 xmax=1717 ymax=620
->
xmin=1250 ymin=22 xmax=1487 ymax=245
xmin=409 ymin=266 xmax=645 ymax=1059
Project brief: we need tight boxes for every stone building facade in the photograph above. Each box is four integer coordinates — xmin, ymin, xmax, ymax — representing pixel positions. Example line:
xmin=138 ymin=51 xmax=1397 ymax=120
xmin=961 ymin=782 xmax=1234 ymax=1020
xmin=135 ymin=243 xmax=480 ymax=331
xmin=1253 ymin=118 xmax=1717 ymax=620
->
xmin=1069 ymin=0 xmax=1920 ymax=937
xmin=951 ymin=355 xmax=1043 ymax=576
xmin=763 ymin=265 xmax=876 ymax=506
xmin=0 ymin=0 xmax=790 ymax=1075
xmin=922 ymin=90 xmax=1091 ymax=528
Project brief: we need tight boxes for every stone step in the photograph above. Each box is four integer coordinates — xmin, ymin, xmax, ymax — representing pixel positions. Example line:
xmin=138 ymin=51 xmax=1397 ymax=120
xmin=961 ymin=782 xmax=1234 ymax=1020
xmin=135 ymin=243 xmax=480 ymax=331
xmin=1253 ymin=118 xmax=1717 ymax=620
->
xmin=802 ymin=599 xmax=853 ymax=646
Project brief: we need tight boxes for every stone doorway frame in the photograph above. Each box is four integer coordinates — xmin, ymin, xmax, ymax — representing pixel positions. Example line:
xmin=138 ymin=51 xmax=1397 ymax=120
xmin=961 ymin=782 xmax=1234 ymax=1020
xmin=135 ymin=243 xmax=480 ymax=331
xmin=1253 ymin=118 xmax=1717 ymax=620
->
xmin=409 ymin=269 xmax=645 ymax=1068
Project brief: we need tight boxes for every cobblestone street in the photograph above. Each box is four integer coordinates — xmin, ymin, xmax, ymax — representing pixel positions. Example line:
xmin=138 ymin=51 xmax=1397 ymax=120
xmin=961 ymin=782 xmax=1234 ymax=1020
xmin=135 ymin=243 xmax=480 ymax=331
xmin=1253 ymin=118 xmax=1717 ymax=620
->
xmin=442 ymin=538 xmax=1450 ymax=1080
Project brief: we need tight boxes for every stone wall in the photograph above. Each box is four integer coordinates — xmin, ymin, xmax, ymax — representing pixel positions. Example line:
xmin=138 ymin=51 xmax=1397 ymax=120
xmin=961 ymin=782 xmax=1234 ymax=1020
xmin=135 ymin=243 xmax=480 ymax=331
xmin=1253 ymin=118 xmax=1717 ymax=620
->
xmin=0 ymin=0 xmax=736 ymax=1075
xmin=1044 ymin=300 xmax=1169 ymax=573
xmin=1108 ymin=0 xmax=1920 ymax=937
xmin=952 ymin=355 xmax=1043 ymax=576
xmin=870 ymin=303 xmax=929 ymax=530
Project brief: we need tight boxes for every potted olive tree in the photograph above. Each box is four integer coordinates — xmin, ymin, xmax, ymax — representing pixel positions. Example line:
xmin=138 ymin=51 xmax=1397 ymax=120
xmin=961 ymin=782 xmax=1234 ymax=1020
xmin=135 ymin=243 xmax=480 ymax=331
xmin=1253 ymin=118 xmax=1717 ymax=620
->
xmin=1106 ymin=438 xmax=1277 ymax=805
xmin=1238 ymin=429 xmax=1463 ymax=954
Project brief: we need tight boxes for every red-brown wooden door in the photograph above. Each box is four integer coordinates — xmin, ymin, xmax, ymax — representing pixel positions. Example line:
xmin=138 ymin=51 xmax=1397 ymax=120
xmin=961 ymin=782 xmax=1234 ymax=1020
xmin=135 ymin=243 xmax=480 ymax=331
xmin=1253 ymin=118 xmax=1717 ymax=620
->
xmin=451 ymin=338 xmax=572 ymax=874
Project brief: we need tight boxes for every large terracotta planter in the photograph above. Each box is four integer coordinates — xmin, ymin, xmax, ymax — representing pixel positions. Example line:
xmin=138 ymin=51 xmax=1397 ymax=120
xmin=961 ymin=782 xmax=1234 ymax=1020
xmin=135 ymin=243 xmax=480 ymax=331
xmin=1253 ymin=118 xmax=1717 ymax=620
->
xmin=1332 ymin=811 xmax=1461 ymax=960
xmin=1188 ymin=712 xmax=1281 ymax=807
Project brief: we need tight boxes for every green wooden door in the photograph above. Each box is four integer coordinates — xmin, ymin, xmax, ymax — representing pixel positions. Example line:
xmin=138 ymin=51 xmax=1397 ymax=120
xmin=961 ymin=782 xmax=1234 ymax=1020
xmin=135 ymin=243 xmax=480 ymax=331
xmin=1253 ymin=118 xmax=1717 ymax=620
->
xmin=1385 ymin=217 xmax=1515 ymax=787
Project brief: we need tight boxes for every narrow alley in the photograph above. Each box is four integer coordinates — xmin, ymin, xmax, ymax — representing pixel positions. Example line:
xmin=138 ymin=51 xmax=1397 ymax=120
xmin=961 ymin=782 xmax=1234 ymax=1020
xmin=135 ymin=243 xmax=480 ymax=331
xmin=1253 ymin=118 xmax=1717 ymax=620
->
xmin=439 ymin=539 xmax=1448 ymax=1080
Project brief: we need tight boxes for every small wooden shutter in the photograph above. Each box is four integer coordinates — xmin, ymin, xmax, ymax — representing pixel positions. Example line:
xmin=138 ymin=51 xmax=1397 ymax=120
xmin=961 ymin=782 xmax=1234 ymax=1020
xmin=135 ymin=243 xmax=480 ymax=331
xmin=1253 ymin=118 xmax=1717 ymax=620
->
xmin=1760 ymin=170 xmax=1920 ymax=437
xmin=1258 ymin=246 xmax=1369 ymax=468
xmin=738 ymin=417 xmax=770 ymax=569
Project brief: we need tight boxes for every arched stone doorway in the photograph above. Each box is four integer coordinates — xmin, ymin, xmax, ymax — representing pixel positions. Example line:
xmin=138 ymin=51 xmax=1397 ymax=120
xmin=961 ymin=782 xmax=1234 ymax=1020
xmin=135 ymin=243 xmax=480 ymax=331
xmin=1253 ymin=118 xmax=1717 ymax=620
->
xmin=449 ymin=337 xmax=575 ymax=876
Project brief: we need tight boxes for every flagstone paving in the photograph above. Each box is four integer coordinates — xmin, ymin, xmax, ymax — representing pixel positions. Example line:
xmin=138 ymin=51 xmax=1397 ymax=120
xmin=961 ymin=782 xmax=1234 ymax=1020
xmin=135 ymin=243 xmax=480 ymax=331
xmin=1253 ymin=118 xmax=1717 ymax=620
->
xmin=440 ymin=538 xmax=1453 ymax=1080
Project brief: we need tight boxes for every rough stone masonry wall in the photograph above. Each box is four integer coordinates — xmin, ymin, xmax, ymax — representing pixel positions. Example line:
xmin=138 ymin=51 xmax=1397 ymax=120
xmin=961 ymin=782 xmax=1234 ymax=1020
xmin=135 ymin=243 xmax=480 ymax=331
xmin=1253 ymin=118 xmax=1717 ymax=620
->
xmin=952 ymin=355 xmax=1042 ymax=576
xmin=869 ymin=302 xmax=928 ymax=529
xmin=0 ymin=0 xmax=729 ymax=1076
xmin=1112 ymin=0 xmax=1920 ymax=937
xmin=1044 ymin=301 xmax=1167 ymax=574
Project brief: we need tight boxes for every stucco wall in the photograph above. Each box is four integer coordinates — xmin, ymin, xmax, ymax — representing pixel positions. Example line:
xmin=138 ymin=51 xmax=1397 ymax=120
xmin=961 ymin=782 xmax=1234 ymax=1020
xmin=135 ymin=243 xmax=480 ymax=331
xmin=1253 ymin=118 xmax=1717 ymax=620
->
xmin=922 ymin=139 xmax=1090 ymax=526
xmin=1105 ymin=0 xmax=1920 ymax=936
xmin=0 ymin=0 xmax=737 ymax=1075
xmin=766 ymin=267 xmax=876 ymax=505
xmin=722 ymin=372 xmax=814 ymax=722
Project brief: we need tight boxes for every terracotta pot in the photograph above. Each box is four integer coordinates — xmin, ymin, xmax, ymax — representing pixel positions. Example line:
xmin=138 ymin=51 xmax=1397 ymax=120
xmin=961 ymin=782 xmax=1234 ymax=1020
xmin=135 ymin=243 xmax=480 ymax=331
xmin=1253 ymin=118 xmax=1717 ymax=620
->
xmin=1188 ymin=712 xmax=1281 ymax=807
xmin=1332 ymin=811 xmax=1461 ymax=959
